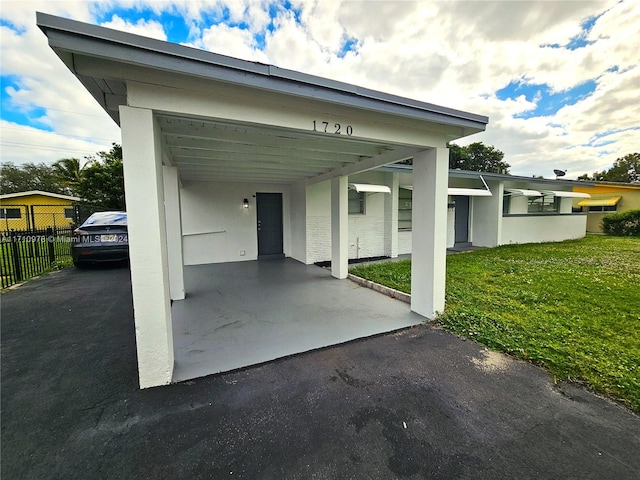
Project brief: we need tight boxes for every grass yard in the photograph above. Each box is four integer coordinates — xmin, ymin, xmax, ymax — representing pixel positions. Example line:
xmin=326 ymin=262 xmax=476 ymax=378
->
xmin=349 ymin=235 xmax=640 ymax=412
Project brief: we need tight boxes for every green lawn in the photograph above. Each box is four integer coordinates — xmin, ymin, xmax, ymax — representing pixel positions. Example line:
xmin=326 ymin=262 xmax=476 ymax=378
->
xmin=349 ymin=235 xmax=640 ymax=412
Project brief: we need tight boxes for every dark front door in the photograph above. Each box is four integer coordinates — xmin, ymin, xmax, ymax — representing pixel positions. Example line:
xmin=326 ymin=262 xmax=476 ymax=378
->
xmin=454 ymin=195 xmax=470 ymax=245
xmin=256 ymin=193 xmax=284 ymax=259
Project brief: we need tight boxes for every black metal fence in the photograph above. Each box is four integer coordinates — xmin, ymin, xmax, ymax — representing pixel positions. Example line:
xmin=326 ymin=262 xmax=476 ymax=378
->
xmin=0 ymin=227 xmax=75 ymax=289
xmin=0 ymin=202 xmax=113 ymax=288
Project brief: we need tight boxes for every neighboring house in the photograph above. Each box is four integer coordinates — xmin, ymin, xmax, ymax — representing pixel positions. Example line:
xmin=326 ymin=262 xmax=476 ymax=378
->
xmin=39 ymin=14 xmax=490 ymax=388
xmin=0 ymin=190 xmax=81 ymax=232
xmin=572 ymin=181 xmax=640 ymax=233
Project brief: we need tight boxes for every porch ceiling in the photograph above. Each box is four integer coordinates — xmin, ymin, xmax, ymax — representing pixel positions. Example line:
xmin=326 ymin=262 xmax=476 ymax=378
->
xmin=158 ymin=114 xmax=399 ymax=184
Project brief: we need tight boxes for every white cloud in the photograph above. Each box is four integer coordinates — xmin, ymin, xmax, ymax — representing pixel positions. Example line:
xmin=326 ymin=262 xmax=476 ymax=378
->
xmin=1 ymin=3 xmax=121 ymax=166
xmin=100 ymin=14 xmax=167 ymax=39
xmin=0 ymin=0 xmax=638 ymax=180
xmin=0 ymin=120 xmax=118 ymax=165
xmin=189 ymin=23 xmax=268 ymax=62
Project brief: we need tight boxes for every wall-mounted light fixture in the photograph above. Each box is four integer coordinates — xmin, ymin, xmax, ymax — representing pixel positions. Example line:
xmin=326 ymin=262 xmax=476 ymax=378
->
xmin=243 ymin=198 xmax=249 ymax=209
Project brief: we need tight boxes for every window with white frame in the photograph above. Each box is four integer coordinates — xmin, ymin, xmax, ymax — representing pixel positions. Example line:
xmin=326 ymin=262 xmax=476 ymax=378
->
xmin=502 ymin=194 xmax=511 ymax=215
xmin=528 ymin=195 xmax=559 ymax=213
xmin=348 ymin=189 xmax=365 ymax=214
xmin=398 ymin=188 xmax=412 ymax=230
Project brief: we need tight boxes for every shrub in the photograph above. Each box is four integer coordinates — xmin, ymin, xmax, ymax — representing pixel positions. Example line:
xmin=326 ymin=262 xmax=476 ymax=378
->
xmin=601 ymin=209 xmax=640 ymax=236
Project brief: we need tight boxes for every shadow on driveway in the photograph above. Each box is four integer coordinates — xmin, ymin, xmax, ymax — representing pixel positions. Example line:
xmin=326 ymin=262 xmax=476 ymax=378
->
xmin=2 ymin=266 xmax=639 ymax=479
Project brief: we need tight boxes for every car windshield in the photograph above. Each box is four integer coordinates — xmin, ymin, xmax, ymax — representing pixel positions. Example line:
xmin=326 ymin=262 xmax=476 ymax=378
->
xmin=81 ymin=212 xmax=127 ymax=227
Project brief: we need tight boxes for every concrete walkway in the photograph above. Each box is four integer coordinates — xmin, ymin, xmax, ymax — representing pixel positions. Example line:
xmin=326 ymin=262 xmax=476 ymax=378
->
xmin=2 ymin=266 xmax=639 ymax=479
xmin=172 ymin=259 xmax=422 ymax=382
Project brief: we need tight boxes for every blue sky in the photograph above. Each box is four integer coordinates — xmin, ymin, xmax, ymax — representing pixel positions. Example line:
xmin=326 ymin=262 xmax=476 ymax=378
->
xmin=1 ymin=0 xmax=638 ymax=178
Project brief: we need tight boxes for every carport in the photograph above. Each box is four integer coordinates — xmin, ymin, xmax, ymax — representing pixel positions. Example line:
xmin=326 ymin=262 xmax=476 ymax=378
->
xmin=38 ymin=13 xmax=488 ymax=388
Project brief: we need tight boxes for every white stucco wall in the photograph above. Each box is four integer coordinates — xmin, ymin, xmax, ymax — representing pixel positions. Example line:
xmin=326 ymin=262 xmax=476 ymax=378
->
xmin=180 ymin=181 xmax=291 ymax=265
xmin=306 ymin=172 xmax=394 ymax=263
xmin=471 ymin=180 xmax=503 ymax=247
xmin=306 ymin=182 xmax=331 ymax=264
xmin=446 ymin=205 xmax=456 ymax=248
xmin=289 ymin=181 xmax=307 ymax=263
xmin=398 ymin=230 xmax=412 ymax=254
xmin=501 ymin=214 xmax=587 ymax=245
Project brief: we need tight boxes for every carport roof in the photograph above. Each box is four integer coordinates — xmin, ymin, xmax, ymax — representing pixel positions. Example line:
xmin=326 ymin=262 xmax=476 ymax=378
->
xmin=36 ymin=12 xmax=488 ymax=133
xmin=38 ymin=13 xmax=490 ymax=185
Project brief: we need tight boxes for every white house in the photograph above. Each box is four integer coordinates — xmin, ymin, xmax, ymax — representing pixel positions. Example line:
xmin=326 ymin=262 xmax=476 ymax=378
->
xmin=38 ymin=13 xmax=489 ymax=388
xmin=297 ymin=167 xmax=591 ymax=264
xmin=392 ymin=167 xmax=592 ymax=252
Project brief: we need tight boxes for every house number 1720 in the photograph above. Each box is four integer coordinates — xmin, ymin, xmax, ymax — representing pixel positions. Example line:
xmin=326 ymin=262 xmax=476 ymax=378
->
xmin=312 ymin=121 xmax=353 ymax=136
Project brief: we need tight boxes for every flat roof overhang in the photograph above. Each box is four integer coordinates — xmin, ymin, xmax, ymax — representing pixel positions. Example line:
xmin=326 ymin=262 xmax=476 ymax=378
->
xmin=381 ymin=164 xmax=596 ymax=189
xmin=36 ymin=12 xmax=487 ymax=133
xmin=37 ymin=13 xmax=488 ymax=185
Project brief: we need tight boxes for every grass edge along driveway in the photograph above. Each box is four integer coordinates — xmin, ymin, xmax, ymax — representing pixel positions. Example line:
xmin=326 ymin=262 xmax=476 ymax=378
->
xmin=349 ymin=235 xmax=640 ymax=413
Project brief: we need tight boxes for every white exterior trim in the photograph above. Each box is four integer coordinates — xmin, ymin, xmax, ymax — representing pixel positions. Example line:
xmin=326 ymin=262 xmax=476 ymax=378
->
xmin=539 ymin=190 xmax=590 ymax=198
xmin=505 ymin=188 xmax=542 ymax=197
xmin=447 ymin=187 xmax=492 ymax=196
xmin=120 ymin=106 xmax=174 ymax=389
xmin=349 ymin=183 xmax=391 ymax=194
xmin=410 ymin=148 xmax=448 ymax=318
xmin=0 ymin=190 xmax=81 ymax=202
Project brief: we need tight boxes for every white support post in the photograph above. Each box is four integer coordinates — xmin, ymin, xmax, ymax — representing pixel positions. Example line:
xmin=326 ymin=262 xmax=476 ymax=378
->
xmin=331 ymin=176 xmax=348 ymax=279
xmin=410 ymin=148 xmax=449 ymax=319
xmin=384 ymin=172 xmax=399 ymax=258
xmin=120 ymin=105 xmax=174 ymax=388
xmin=163 ymin=165 xmax=185 ymax=300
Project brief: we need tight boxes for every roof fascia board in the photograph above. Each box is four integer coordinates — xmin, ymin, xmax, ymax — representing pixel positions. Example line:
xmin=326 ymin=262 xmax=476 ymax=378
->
xmin=0 ymin=190 xmax=81 ymax=201
xmin=37 ymin=12 xmax=487 ymax=132
xmin=380 ymin=164 xmax=595 ymax=186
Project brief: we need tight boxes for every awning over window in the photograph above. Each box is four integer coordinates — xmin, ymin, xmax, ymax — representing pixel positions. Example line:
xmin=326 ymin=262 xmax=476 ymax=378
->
xmin=447 ymin=187 xmax=492 ymax=197
xmin=539 ymin=190 xmax=590 ymax=198
xmin=577 ymin=196 xmax=621 ymax=207
xmin=505 ymin=188 xmax=542 ymax=197
xmin=348 ymin=183 xmax=391 ymax=194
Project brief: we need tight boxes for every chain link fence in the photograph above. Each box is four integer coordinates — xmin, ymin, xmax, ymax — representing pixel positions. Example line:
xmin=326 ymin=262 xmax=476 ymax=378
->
xmin=0 ymin=203 xmax=106 ymax=288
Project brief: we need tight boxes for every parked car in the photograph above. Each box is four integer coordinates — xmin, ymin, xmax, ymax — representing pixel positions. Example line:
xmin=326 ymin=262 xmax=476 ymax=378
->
xmin=72 ymin=211 xmax=128 ymax=267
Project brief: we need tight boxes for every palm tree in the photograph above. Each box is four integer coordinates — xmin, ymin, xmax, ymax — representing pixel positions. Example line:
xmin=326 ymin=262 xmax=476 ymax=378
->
xmin=52 ymin=157 xmax=91 ymax=195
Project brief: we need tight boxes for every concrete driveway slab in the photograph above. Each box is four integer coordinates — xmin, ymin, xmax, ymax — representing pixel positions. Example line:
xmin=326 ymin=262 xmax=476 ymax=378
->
xmin=2 ymin=266 xmax=639 ymax=479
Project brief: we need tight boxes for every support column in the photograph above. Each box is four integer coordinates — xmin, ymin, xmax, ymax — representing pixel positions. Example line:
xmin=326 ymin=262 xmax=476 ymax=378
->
xmin=120 ymin=105 xmax=174 ymax=388
xmin=384 ymin=172 xmax=399 ymax=258
xmin=331 ymin=176 xmax=348 ymax=279
xmin=163 ymin=165 xmax=185 ymax=300
xmin=410 ymin=148 xmax=449 ymax=318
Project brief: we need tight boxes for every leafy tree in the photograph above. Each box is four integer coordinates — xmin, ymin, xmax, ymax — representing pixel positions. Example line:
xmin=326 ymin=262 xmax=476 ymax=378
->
xmin=75 ymin=143 xmax=125 ymax=210
xmin=0 ymin=162 xmax=65 ymax=194
xmin=578 ymin=153 xmax=640 ymax=183
xmin=447 ymin=142 xmax=510 ymax=174
xmin=1 ymin=143 xmax=125 ymax=210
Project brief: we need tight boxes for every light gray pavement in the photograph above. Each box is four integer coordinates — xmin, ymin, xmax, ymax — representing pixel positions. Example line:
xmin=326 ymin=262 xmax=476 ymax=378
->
xmin=172 ymin=259 xmax=422 ymax=382
xmin=2 ymin=265 xmax=639 ymax=479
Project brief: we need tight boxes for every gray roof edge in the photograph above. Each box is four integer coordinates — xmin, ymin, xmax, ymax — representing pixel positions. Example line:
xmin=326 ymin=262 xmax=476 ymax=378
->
xmin=380 ymin=165 xmax=595 ymax=186
xmin=266 ymin=65 xmax=489 ymax=125
xmin=36 ymin=12 xmax=488 ymax=128
xmin=36 ymin=12 xmax=270 ymax=76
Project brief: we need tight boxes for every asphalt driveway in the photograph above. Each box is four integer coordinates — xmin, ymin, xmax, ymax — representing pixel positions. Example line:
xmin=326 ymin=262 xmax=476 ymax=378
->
xmin=2 ymin=266 xmax=639 ymax=479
